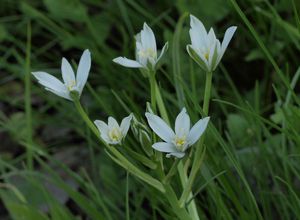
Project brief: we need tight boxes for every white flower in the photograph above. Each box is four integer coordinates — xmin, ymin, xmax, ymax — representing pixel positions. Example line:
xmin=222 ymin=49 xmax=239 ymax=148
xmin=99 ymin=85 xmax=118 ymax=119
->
xmin=187 ymin=15 xmax=237 ymax=72
xmin=113 ymin=23 xmax=168 ymax=72
xmin=94 ymin=114 xmax=133 ymax=145
xmin=32 ymin=49 xmax=91 ymax=100
xmin=145 ymin=108 xmax=210 ymax=158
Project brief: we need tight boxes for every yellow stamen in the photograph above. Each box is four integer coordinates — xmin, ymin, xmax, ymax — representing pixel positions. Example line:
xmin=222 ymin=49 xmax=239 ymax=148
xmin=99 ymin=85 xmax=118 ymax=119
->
xmin=173 ymin=135 xmax=186 ymax=152
xmin=108 ymin=127 xmax=122 ymax=142
xmin=139 ymin=48 xmax=156 ymax=58
xmin=67 ymin=80 xmax=76 ymax=91
xmin=204 ymin=52 xmax=209 ymax=60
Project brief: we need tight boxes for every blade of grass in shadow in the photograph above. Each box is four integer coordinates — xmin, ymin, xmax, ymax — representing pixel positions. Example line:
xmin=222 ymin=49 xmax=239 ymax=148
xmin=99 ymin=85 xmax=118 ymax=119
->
xmin=24 ymin=21 xmax=33 ymax=169
xmin=229 ymin=0 xmax=300 ymax=107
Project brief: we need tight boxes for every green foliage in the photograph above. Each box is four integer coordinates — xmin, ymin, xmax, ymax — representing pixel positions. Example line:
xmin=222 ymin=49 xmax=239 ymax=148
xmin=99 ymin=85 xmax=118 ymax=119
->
xmin=0 ymin=0 xmax=300 ymax=219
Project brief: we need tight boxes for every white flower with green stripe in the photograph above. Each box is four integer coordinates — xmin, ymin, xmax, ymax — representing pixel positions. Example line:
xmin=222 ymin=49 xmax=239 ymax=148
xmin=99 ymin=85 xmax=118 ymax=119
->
xmin=113 ymin=23 xmax=168 ymax=72
xmin=32 ymin=49 xmax=91 ymax=101
xmin=145 ymin=108 xmax=210 ymax=158
xmin=187 ymin=15 xmax=237 ymax=72
xmin=94 ymin=114 xmax=133 ymax=145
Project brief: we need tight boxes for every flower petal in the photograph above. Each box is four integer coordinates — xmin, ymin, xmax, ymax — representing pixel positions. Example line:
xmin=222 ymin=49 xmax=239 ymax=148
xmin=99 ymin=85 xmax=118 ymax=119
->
xmin=32 ymin=71 xmax=67 ymax=93
xmin=76 ymin=49 xmax=91 ymax=93
xmin=45 ymin=88 xmax=71 ymax=100
xmin=175 ymin=108 xmax=190 ymax=136
xmin=208 ymin=41 xmax=217 ymax=71
xmin=211 ymin=40 xmax=221 ymax=71
xmin=187 ymin=117 xmax=210 ymax=146
xmin=220 ymin=26 xmax=237 ymax=60
xmin=152 ymin=142 xmax=177 ymax=153
xmin=166 ymin=152 xmax=185 ymax=158
xmin=120 ymin=114 xmax=133 ymax=136
xmin=186 ymin=45 xmax=208 ymax=71
xmin=108 ymin=116 xmax=119 ymax=129
xmin=145 ymin=112 xmax=175 ymax=142
xmin=207 ymin=28 xmax=217 ymax=48
xmin=156 ymin=42 xmax=169 ymax=64
xmin=113 ymin=57 xmax=143 ymax=68
xmin=61 ymin=58 xmax=76 ymax=86
xmin=94 ymin=120 xmax=108 ymax=134
xmin=189 ymin=15 xmax=207 ymax=50
xmin=94 ymin=120 xmax=110 ymax=143
xmin=141 ymin=23 xmax=157 ymax=55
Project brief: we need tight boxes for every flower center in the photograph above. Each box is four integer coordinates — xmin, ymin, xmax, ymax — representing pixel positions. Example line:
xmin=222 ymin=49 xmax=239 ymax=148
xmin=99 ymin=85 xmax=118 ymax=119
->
xmin=67 ymin=80 xmax=77 ymax=91
xmin=173 ymin=135 xmax=186 ymax=152
xmin=138 ymin=48 xmax=156 ymax=58
xmin=108 ymin=127 xmax=122 ymax=142
xmin=204 ymin=52 xmax=209 ymax=60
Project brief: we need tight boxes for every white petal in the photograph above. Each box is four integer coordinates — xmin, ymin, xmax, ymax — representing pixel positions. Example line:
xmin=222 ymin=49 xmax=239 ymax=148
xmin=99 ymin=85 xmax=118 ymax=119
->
xmin=32 ymin=71 xmax=67 ymax=93
xmin=120 ymin=114 xmax=133 ymax=136
xmin=207 ymin=28 xmax=217 ymax=48
xmin=152 ymin=142 xmax=177 ymax=153
xmin=187 ymin=117 xmax=210 ymax=146
xmin=108 ymin=116 xmax=119 ymax=129
xmin=94 ymin=120 xmax=108 ymax=134
xmin=45 ymin=88 xmax=71 ymax=100
xmin=189 ymin=15 xmax=207 ymax=50
xmin=211 ymin=40 xmax=221 ymax=70
xmin=186 ymin=45 xmax=208 ymax=71
xmin=166 ymin=152 xmax=185 ymax=158
xmin=220 ymin=26 xmax=237 ymax=58
xmin=113 ymin=57 xmax=143 ymax=68
xmin=156 ymin=42 xmax=169 ymax=63
xmin=76 ymin=49 xmax=91 ymax=93
xmin=94 ymin=120 xmax=110 ymax=143
xmin=61 ymin=58 xmax=76 ymax=86
xmin=208 ymin=41 xmax=217 ymax=71
xmin=175 ymin=108 xmax=190 ymax=136
xmin=145 ymin=112 xmax=175 ymax=143
xmin=141 ymin=23 xmax=157 ymax=55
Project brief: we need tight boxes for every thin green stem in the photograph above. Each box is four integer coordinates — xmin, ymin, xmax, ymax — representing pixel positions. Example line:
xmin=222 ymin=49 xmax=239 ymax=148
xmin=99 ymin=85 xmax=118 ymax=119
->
xmin=203 ymin=71 xmax=213 ymax=115
xmin=164 ymin=185 xmax=193 ymax=220
xmin=25 ymin=21 xmax=33 ymax=169
xmin=149 ymin=72 xmax=157 ymax=113
xmin=153 ymin=76 xmax=199 ymax=220
xmin=163 ymin=159 xmax=180 ymax=184
xmin=179 ymin=71 xmax=212 ymax=207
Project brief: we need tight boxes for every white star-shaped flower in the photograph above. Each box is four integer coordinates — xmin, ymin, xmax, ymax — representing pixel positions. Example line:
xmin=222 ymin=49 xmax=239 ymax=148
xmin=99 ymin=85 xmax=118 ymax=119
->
xmin=32 ymin=49 xmax=91 ymax=100
xmin=187 ymin=15 xmax=237 ymax=72
xmin=94 ymin=114 xmax=133 ymax=145
xmin=113 ymin=23 xmax=168 ymax=72
xmin=146 ymin=108 xmax=210 ymax=158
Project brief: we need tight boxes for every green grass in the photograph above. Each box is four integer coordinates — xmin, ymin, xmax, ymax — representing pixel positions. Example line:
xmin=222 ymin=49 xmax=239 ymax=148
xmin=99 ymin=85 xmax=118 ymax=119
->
xmin=0 ymin=0 xmax=300 ymax=219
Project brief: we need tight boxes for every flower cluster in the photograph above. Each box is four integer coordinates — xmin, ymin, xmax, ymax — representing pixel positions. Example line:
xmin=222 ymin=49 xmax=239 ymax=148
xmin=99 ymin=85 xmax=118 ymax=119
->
xmin=32 ymin=14 xmax=236 ymax=158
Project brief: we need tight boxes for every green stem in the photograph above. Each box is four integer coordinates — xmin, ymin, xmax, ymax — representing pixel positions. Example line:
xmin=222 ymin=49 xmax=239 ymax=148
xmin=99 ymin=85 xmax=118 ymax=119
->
xmin=164 ymin=185 xmax=193 ymax=220
xmin=163 ymin=159 xmax=180 ymax=184
xmin=155 ymin=81 xmax=170 ymax=124
xmin=73 ymin=98 xmax=165 ymax=193
xmin=149 ymin=71 xmax=157 ymax=113
xmin=179 ymin=71 xmax=212 ymax=206
xmin=154 ymin=77 xmax=199 ymax=220
xmin=203 ymin=71 xmax=213 ymax=115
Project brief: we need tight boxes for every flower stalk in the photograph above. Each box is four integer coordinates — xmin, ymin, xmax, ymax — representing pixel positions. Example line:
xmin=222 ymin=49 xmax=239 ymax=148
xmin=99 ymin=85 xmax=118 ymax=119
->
xmin=179 ymin=71 xmax=212 ymax=207
xmin=149 ymin=71 xmax=157 ymax=113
